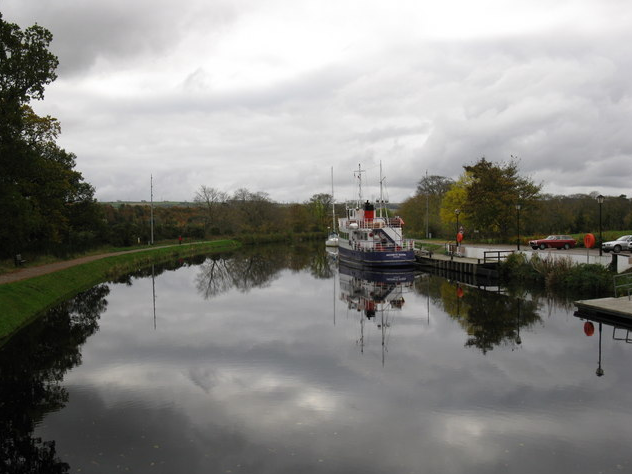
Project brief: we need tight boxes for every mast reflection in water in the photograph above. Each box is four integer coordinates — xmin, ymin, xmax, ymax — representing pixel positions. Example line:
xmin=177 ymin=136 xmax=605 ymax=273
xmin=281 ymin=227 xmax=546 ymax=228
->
xmin=1 ymin=243 xmax=632 ymax=474
xmin=338 ymin=263 xmax=414 ymax=364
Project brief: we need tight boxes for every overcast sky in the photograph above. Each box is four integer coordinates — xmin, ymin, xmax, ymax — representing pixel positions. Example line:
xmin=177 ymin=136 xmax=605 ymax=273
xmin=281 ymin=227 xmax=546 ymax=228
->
xmin=3 ymin=0 xmax=631 ymax=203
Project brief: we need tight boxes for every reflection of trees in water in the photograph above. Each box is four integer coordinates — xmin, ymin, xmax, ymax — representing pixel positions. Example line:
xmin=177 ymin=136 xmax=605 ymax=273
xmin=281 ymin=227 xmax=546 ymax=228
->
xmin=413 ymin=274 xmax=448 ymax=308
xmin=502 ymin=282 xmax=578 ymax=314
xmin=306 ymin=247 xmax=336 ymax=280
xmin=111 ymin=254 xmax=211 ymax=286
xmin=196 ymin=255 xmax=234 ymax=299
xmin=0 ymin=284 xmax=110 ymax=473
xmin=196 ymin=242 xmax=332 ymax=299
xmin=414 ymin=274 xmax=541 ymax=354
xmin=284 ymin=243 xmax=334 ymax=279
xmin=459 ymin=291 xmax=541 ymax=354
xmin=196 ymin=249 xmax=284 ymax=298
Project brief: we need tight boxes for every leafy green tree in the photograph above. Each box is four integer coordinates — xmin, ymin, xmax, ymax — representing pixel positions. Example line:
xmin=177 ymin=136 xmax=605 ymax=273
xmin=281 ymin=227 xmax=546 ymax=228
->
xmin=1 ymin=15 xmax=58 ymax=256
xmin=398 ymin=194 xmax=426 ymax=235
xmin=0 ymin=15 xmax=99 ymax=257
xmin=307 ymin=193 xmax=333 ymax=232
xmin=287 ymin=203 xmax=311 ymax=233
xmin=400 ymin=175 xmax=454 ymax=238
xmin=450 ymin=157 xmax=541 ymax=240
xmin=439 ymin=174 xmax=470 ymax=237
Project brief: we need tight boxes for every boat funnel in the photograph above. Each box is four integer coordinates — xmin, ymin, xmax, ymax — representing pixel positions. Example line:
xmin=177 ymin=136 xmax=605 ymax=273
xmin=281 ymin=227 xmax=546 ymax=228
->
xmin=363 ymin=200 xmax=375 ymax=220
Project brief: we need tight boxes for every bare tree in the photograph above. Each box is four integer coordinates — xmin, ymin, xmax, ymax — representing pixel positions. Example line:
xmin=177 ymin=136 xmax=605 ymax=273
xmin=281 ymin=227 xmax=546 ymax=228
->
xmin=194 ymin=185 xmax=227 ymax=235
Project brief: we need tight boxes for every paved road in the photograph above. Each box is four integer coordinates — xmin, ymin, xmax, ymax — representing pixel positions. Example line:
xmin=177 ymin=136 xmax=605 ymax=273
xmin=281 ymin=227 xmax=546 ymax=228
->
xmin=417 ymin=240 xmax=629 ymax=258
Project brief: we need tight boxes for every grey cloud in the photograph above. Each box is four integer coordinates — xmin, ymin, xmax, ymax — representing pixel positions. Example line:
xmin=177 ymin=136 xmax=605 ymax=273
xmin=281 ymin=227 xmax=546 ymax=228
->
xmin=4 ymin=0 xmax=632 ymax=202
xmin=4 ymin=0 xmax=239 ymax=76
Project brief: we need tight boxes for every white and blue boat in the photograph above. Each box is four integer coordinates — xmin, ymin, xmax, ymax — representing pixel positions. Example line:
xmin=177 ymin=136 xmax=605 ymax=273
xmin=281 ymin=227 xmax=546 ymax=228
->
xmin=337 ymin=164 xmax=415 ymax=267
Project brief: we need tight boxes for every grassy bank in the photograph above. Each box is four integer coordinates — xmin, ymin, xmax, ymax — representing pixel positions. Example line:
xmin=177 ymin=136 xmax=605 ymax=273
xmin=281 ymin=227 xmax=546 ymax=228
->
xmin=499 ymin=251 xmax=615 ymax=295
xmin=0 ymin=240 xmax=240 ymax=344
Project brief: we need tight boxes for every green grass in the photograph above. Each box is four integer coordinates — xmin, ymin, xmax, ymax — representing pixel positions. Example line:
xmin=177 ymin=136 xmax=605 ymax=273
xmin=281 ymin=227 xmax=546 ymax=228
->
xmin=499 ymin=251 xmax=615 ymax=295
xmin=414 ymin=241 xmax=444 ymax=253
xmin=0 ymin=240 xmax=240 ymax=345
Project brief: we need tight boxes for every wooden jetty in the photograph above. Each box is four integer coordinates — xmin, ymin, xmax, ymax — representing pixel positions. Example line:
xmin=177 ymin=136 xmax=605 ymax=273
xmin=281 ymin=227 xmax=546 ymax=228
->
xmin=575 ymin=274 xmax=632 ymax=321
xmin=414 ymin=248 xmax=504 ymax=278
xmin=575 ymin=297 xmax=632 ymax=320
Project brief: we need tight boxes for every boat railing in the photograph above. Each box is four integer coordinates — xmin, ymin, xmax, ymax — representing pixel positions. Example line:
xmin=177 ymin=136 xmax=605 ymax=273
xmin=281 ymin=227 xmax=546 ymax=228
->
xmin=342 ymin=217 xmax=405 ymax=230
xmin=482 ymin=250 xmax=515 ymax=264
xmin=348 ymin=240 xmax=415 ymax=252
xmin=614 ymin=273 xmax=632 ymax=299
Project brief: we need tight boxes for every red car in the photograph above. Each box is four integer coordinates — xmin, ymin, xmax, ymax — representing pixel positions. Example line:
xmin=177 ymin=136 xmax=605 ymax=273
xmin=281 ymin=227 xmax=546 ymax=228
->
xmin=529 ymin=235 xmax=576 ymax=250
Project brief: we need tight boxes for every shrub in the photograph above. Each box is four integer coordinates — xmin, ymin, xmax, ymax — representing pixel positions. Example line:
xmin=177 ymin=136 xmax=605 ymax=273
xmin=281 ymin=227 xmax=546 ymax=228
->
xmin=499 ymin=252 xmax=540 ymax=282
xmin=561 ymin=264 xmax=613 ymax=294
xmin=500 ymin=252 xmax=615 ymax=296
xmin=530 ymin=254 xmax=574 ymax=288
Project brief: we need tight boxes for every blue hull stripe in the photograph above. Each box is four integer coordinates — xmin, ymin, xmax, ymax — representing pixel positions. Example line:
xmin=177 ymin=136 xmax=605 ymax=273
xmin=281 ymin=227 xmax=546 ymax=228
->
xmin=338 ymin=246 xmax=415 ymax=267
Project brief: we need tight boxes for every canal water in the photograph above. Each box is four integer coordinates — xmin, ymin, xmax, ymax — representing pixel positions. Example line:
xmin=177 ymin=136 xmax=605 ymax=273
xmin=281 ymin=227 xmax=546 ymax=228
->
xmin=2 ymin=243 xmax=631 ymax=473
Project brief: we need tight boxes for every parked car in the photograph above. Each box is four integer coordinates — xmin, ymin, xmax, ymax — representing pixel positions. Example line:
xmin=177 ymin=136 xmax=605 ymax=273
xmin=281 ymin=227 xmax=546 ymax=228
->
xmin=602 ymin=235 xmax=632 ymax=253
xmin=529 ymin=235 xmax=577 ymax=250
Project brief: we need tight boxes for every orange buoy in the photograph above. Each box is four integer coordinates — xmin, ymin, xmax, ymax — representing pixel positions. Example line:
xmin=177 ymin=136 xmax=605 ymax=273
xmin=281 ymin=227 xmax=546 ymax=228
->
xmin=584 ymin=233 xmax=596 ymax=248
xmin=456 ymin=232 xmax=464 ymax=243
xmin=584 ymin=321 xmax=595 ymax=336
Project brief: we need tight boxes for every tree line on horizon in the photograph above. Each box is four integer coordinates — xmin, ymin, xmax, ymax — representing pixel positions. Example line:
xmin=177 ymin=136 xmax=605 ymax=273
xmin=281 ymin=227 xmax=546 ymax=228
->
xmin=2 ymin=15 xmax=630 ymax=260
xmin=399 ymin=158 xmax=632 ymax=242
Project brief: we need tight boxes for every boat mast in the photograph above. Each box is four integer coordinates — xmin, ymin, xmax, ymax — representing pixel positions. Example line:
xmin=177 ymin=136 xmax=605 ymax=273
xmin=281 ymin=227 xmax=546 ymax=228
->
xmin=331 ymin=166 xmax=336 ymax=232
xmin=354 ymin=163 xmax=365 ymax=208
xmin=425 ymin=169 xmax=429 ymax=239
xmin=377 ymin=161 xmax=388 ymax=218
xmin=150 ymin=174 xmax=154 ymax=245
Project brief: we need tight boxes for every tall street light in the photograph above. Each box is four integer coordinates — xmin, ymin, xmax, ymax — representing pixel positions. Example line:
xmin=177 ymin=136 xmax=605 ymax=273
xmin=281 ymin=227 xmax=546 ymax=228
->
xmin=597 ymin=194 xmax=604 ymax=256
xmin=455 ymin=208 xmax=461 ymax=247
xmin=451 ymin=209 xmax=461 ymax=261
xmin=515 ymin=203 xmax=521 ymax=251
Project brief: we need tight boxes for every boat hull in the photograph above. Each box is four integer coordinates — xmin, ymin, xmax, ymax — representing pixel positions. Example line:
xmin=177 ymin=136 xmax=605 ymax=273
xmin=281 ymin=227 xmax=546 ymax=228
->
xmin=338 ymin=262 xmax=415 ymax=283
xmin=338 ymin=245 xmax=415 ymax=267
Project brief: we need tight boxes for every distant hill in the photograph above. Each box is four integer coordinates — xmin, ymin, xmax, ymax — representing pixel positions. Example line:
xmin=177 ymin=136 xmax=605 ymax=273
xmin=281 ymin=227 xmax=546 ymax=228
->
xmin=99 ymin=200 xmax=404 ymax=209
xmin=100 ymin=201 xmax=197 ymax=208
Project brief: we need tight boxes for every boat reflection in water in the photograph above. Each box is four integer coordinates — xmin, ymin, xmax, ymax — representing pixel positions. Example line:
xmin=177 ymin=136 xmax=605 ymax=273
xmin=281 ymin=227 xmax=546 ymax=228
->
xmin=338 ymin=263 xmax=415 ymax=364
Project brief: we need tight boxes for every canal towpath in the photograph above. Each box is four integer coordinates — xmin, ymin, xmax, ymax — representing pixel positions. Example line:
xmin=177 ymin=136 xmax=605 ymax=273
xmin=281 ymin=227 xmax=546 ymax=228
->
xmin=0 ymin=243 xmax=208 ymax=285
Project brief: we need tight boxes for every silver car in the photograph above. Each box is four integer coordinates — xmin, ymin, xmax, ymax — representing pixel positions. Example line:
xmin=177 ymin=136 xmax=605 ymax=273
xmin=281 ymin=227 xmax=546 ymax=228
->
xmin=602 ymin=235 xmax=632 ymax=253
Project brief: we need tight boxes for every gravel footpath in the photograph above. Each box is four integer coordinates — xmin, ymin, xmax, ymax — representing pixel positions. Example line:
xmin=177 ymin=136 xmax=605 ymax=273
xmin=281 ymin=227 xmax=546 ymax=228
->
xmin=0 ymin=245 xmax=181 ymax=285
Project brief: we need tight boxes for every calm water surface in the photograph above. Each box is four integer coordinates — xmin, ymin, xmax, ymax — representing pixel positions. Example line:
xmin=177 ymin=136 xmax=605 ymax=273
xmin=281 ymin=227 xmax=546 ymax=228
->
xmin=2 ymin=243 xmax=632 ymax=473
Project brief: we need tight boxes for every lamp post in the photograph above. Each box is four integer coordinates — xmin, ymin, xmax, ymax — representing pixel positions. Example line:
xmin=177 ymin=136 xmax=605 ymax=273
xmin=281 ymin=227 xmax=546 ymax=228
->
xmin=515 ymin=203 xmax=521 ymax=251
xmin=450 ymin=209 xmax=461 ymax=261
xmin=597 ymin=194 xmax=604 ymax=256
xmin=455 ymin=209 xmax=461 ymax=246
